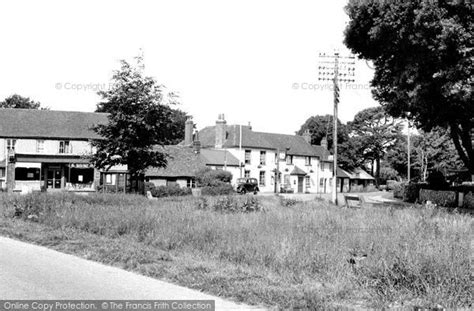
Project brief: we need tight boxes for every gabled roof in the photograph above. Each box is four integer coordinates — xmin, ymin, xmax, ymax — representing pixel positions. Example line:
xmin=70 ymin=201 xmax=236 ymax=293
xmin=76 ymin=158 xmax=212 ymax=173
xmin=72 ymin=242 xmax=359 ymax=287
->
xmin=290 ymin=165 xmax=307 ymax=176
xmin=0 ymin=109 xmax=108 ymax=140
xmin=198 ymin=124 xmax=327 ymax=157
xmin=337 ymin=167 xmax=375 ymax=180
xmin=200 ymin=149 xmax=239 ymax=166
xmin=146 ymin=145 xmax=206 ymax=177
xmin=145 ymin=146 xmax=240 ymax=178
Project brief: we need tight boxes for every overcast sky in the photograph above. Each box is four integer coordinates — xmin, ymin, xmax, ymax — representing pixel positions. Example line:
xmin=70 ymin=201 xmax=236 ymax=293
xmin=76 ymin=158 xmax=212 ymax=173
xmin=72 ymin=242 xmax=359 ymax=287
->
xmin=0 ymin=0 xmax=378 ymax=134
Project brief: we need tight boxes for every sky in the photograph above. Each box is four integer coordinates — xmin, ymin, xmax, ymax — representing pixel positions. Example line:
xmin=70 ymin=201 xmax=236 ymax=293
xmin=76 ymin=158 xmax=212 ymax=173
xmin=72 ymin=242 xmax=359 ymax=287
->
xmin=0 ymin=0 xmax=378 ymax=135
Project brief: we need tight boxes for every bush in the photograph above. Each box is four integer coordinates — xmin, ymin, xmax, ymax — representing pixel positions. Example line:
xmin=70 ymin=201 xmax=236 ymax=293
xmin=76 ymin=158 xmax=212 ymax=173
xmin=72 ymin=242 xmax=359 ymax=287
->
xmin=393 ymin=182 xmax=404 ymax=199
xmin=419 ymin=189 xmax=457 ymax=207
xmin=150 ymin=184 xmax=192 ymax=198
xmin=402 ymin=182 xmax=427 ymax=203
xmin=196 ymin=195 xmax=262 ymax=213
xmin=463 ymin=192 xmax=474 ymax=209
xmin=196 ymin=168 xmax=232 ymax=187
xmin=201 ymin=184 xmax=234 ymax=196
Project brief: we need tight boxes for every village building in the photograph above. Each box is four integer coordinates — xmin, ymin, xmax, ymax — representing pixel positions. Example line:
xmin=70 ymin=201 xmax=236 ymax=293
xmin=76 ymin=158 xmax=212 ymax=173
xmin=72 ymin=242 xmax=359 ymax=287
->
xmin=188 ymin=114 xmax=336 ymax=194
xmin=0 ymin=109 xmax=127 ymax=193
xmin=145 ymin=142 xmax=240 ymax=188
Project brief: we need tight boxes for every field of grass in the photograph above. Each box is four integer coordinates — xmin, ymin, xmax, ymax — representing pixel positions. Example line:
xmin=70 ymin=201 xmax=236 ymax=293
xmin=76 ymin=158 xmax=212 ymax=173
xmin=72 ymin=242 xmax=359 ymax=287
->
xmin=0 ymin=193 xmax=472 ymax=309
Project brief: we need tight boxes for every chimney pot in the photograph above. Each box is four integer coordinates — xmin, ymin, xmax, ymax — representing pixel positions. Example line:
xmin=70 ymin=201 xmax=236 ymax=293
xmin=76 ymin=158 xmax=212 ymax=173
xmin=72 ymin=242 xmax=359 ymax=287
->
xmin=184 ymin=118 xmax=194 ymax=146
xmin=215 ymin=114 xmax=227 ymax=148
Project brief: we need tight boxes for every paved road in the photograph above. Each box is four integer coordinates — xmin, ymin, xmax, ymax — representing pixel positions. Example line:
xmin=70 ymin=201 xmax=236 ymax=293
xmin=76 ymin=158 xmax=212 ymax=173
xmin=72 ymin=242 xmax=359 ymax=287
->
xmin=0 ymin=237 xmax=265 ymax=310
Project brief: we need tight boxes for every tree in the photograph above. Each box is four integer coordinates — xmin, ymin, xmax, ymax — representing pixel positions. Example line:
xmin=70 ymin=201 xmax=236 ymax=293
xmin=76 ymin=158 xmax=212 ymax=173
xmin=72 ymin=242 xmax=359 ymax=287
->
xmin=386 ymin=127 xmax=463 ymax=181
xmin=91 ymin=55 xmax=188 ymax=191
xmin=349 ymin=106 xmax=403 ymax=183
xmin=0 ymin=94 xmax=46 ymax=109
xmin=297 ymin=115 xmax=350 ymax=150
xmin=344 ymin=0 xmax=474 ymax=178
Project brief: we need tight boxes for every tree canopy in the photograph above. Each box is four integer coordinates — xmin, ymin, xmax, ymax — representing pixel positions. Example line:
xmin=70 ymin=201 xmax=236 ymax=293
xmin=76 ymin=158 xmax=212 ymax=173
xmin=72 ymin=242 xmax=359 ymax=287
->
xmin=91 ymin=56 xmax=189 ymax=185
xmin=0 ymin=94 xmax=46 ymax=109
xmin=344 ymin=0 xmax=473 ymax=175
xmin=297 ymin=114 xmax=350 ymax=150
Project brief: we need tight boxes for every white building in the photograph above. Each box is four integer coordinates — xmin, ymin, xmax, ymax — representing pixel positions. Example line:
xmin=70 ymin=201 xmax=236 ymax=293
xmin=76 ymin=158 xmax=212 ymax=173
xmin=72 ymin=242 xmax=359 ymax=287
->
xmin=193 ymin=114 xmax=334 ymax=193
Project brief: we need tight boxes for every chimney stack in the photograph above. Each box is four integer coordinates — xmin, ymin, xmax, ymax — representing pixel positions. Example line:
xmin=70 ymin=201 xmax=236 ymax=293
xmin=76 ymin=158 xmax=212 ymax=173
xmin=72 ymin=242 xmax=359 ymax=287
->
xmin=193 ymin=131 xmax=201 ymax=154
xmin=215 ymin=114 xmax=227 ymax=148
xmin=302 ymin=129 xmax=312 ymax=144
xmin=184 ymin=118 xmax=194 ymax=146
xmin=321 ymin=137 xmax=328 ymax=150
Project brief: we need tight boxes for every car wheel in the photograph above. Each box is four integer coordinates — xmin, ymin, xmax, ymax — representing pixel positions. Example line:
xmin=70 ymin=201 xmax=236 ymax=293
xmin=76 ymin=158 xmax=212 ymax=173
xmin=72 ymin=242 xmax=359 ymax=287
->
xmin=241 ymin=189 xmax=247 ymax=194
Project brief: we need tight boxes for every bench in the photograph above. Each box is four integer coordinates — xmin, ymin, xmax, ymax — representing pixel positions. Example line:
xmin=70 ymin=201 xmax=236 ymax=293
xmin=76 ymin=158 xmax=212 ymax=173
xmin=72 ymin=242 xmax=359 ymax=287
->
xmin=344 ymin=195 xmax=365 ymax=208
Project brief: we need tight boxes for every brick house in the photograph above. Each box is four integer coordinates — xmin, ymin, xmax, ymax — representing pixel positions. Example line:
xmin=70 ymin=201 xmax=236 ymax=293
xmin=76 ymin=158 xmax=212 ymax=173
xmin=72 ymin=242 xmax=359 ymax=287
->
xmin=0 ymin=109 xmax=127 ymax=193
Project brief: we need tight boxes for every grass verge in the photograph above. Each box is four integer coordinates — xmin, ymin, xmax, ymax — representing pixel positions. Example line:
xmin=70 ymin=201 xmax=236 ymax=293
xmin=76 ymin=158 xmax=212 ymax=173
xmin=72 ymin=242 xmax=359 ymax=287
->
xmin=0 ymin=192 xmax=472 ymax=309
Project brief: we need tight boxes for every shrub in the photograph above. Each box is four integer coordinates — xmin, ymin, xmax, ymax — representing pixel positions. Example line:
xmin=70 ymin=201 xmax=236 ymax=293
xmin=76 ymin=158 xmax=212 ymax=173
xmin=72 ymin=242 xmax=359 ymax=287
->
xmin=463 ymin=192 xmax=474 ymax=209
xmin=196 ymin=167 xmax=234 ymax=196
xmin=151 ymin=184 xmax=192 ymax=198
xmin=196 ymin=195 xmax=262 ymax=213
xmin=393 ymin=182 xmax=404 ymax=199
xmin=196 ymin=167 xmax=233 ymax=187
xmin=201 ymin=184 xmax=234 ymax=196
xmin=419 ymin=189 xmax=457 ymax=207
xmin=403 ymin=182 xmax=426 ymax=203
xmin=279 ymin=197 xmax=299 ymax=207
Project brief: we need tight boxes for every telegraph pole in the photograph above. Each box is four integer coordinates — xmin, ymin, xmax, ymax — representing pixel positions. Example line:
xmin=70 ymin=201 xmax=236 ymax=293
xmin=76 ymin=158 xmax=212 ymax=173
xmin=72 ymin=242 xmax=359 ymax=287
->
xmin=318 ymin=51 xmax=355 ymax=205
xmin=407 ymin=119 xmax=411 ymax=181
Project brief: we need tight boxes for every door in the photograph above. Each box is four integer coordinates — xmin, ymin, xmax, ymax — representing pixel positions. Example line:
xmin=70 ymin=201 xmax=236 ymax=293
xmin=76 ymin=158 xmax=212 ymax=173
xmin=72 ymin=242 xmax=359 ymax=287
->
xmin=47 ymin=169 xmax=62 ymax=189
xmin=298 ymin=177 xmax=304 ymax=193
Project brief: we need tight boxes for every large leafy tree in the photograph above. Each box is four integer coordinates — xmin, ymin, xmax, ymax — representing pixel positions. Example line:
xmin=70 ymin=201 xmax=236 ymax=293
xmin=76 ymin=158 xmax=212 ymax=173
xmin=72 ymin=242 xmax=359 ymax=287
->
xmin=349 ymin=106 xmax=403 ymax=183
xmin=386 ymin=127 xmax=463 ymax=181
xmin=0 ymin=94 xmax=46 ymax=109
xmin=297 ymin=115 xmax=350 ymax=150
xmin=344 ymin=0 xmax=474 ymax=178
xmin=91 ymin=56 xmax=188 ymax=190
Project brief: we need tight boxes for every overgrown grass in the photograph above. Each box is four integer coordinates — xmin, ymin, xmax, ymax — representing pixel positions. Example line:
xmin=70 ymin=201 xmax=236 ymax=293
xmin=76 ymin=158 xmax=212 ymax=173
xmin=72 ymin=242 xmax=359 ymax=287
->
xmin=0 ymin=192 xmax=472 ymax=309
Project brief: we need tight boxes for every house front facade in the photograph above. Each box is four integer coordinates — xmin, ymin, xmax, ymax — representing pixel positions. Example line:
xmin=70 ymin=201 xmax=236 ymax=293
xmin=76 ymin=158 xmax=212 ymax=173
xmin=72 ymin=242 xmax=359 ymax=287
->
xmin=0 ymin=109 xmax=127 ymax=193
xmin=195 ymin=114 xmax=335 ymax=194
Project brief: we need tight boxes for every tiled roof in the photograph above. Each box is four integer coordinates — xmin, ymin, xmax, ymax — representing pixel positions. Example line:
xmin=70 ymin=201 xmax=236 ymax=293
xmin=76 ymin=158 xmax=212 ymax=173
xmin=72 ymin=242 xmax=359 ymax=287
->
xmin=0 ymin=109 xmax=108 ymax=140
xmin=146 ymin=145 xmax=206 ymax=177
xmin=198 ymin=125 xmax=328 ymax=157
xmin=312 ymin=145 xmax=331 ymax=160
xmin=200 ymin=149 xmax=239 ymax=166
xmin=290 ymin=165 xmax=307 ymax=176
xmin=346 ymin=167 xmax=375 ymax=180
xmin=337 ymin=167 xmax=375 ymax=180
xmin=145 ymin=146 xmax=239 ymax=177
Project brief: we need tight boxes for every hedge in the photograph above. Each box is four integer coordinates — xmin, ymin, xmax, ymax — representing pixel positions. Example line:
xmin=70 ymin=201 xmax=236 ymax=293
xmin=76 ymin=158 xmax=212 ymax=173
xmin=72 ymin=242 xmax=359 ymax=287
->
xmin=419 ymin=189 xmax=457 ymax=207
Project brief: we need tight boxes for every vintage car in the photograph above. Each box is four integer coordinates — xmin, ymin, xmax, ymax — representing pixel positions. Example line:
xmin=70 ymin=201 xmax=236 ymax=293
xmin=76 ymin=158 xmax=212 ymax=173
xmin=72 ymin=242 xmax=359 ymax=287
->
xmin=236 ymin=178 xmax=259 ymax=194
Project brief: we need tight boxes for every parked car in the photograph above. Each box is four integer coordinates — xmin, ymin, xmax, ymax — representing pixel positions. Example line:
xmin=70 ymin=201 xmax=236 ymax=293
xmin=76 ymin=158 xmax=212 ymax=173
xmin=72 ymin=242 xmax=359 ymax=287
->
xmin=236 ymin=178 xmax=259 ymax=194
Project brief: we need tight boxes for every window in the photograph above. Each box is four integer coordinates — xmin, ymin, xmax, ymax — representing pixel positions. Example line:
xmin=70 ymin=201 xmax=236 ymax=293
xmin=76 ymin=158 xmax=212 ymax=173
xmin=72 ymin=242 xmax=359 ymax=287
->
xmin=36 ymin=140 xmax=44 ymax=153
xmin=105 ymin=174 xmax=117 ymax=185
xmin=259 ymin=171 xmax=265 ymax=186
xmin=259 ymin=151 xmax=266 ymax=165
xmin=15 ymin=168 xmax=40 ymax=181
xmin=320 ymin=178 xmax=324 ymax=187
xmin=187 ymin=178 xmax=196 ymax=188
xmin=286 ymin=155 xmax=293 ymax=165
xmin=59 ymin=141 xmax=71 ymax=154
xmin=244 ymin=170 xmax=250 ymax=178
xmin=6 ymin=139 xmax=16 ymax=151
xmin=305 ymin=176 xmax=311 ymax=190
xmin=284 ymin=174 xmax=290 ymax=186
xmin=0 ymin=168 xmax=5 ymax=178
xmin=245 ymin=150 xmax=251 ymax=164
xmin=305 ymin=156 xmax=311 ymax=166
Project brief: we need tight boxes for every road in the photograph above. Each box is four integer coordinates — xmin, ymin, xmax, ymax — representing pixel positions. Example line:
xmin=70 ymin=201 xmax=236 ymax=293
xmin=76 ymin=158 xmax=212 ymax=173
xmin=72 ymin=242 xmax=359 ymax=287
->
xmin=0 ymin=236 xmax=265 ymax=310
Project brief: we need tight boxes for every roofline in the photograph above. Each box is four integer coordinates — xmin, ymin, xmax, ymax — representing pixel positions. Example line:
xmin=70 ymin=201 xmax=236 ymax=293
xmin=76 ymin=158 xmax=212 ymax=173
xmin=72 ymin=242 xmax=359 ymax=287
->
xmin=0 ymin=135 xmax=101 ymax=141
